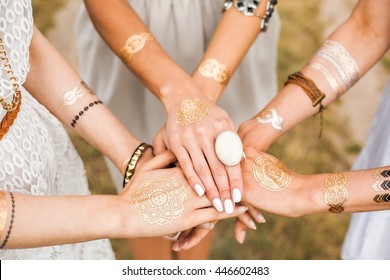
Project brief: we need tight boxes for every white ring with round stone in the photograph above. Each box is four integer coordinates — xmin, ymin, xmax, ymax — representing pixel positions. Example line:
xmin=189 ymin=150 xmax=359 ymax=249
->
xmin=215 ymin=131 xmax=244 ymax=166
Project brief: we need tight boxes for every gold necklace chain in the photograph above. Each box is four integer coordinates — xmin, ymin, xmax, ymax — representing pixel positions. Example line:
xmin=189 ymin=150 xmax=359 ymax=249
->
xmin=0 ymin=37 xmax=22 ymax=112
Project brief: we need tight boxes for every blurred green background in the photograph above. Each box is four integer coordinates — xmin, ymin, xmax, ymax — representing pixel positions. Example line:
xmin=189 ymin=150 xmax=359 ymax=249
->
xmin=32 ymin=0 xmax=389 ymax=259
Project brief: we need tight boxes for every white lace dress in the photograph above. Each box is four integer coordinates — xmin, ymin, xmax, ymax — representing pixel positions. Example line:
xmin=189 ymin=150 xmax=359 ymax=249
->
xmin=0 ymin=0 xmax=115 ymax=259
xmin=75 ymin=0 xmax=281 ymax=191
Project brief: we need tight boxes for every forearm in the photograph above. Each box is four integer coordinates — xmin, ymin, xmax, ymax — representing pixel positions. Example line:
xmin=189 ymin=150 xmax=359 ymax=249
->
xmin=0 ymin=192 xmax=129 ymax=249
xmin=243 ymin=164 xmax=390 ymax=217
xmin=241 ymin=0 xmax=390 ymax=151
xmin=193 ymin=1 xmax=272 ymax=101
xmin=83 ymin=0 xmax=196 ymax=108
xmin=24 ymin=26 xmax=141 ymax=172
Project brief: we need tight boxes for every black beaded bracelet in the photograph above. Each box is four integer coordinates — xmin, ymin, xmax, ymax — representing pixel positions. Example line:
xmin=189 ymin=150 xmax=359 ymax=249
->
xmin=0 ymin=192 xmax=15 ymax=249
xmin=70 ymin=100 xmax=103 ymax=128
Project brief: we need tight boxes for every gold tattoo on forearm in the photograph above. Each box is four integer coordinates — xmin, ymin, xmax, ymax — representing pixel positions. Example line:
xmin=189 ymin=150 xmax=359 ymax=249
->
xmin=253 ymin=155 xmax=291 ymax=191
xmin=0 ymin=191 xmax=7 ymax=239
xmin=198 ymin=58 xmax=230 ymax=85
xmin=120 ymin=32 xmax=154 ymax=66
xmin=130 ymin=176 xmax=187 ymax=225
xmin=372 ymin=169 xmax=390 ymax=192
xmin=176 ymin=99 xmax=209 ymax=126
xmin=324 ymin=173 xmax=348 ymax=213
xmin=62 ymin=81 xmax=94 ymax=107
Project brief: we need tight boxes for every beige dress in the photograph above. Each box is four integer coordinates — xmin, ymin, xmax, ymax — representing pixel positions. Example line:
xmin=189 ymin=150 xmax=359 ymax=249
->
xmin=75 ymin=0 xmax=281 ymax=191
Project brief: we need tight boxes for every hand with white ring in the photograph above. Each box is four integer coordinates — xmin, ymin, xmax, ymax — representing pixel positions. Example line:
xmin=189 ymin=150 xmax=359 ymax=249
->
xmin=153 ymin=95 xmax=244 ymax=214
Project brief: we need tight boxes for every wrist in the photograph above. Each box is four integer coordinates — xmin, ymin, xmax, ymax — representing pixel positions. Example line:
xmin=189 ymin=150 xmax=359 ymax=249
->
xmin=296 ymin=173 xmax=328 ymax=215
xmin=159 ymin=76 xmax=199 ymax=111
xmin=192 ymin=71 xmax=223 ymax=103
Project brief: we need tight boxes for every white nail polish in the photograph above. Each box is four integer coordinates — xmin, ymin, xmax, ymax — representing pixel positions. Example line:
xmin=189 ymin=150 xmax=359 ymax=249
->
xmin=194 ymin=184 xmax=205 ymax=196
xmin=224 ymin=199 xmax=234 ymax=214
xmin=213 ymin=198 xmax=224 ymax=212
xmin=232 ymin=188 xmax=242 ymax=203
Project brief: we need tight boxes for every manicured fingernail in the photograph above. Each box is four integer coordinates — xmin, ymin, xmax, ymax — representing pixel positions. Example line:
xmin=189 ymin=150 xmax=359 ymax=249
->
xmin=172 ymin=242 xmax=180 ymax=251
xmin=194 ymin=184 xmax=205 ymax=196
xmin=213 ymin=198 xmax=224 ymax=212
xmin=180 ymin=239 xmax=189 ymax=249
xmin=249 ymin=219 xmax=257 ymax=230
xmin=257 ymin=213 xmax=266 ymax=223
xmin=197 ymin=222 xmax=214 ymax=230
xmin=232 ymin=188 xmax=242 ymax=203
xmin=242 ymin=152 xmax=246 ymax=161
xmin=237 ymin=206 xmax=248 ymax=214
xmin=238 ymin=231 xmax=246 ymax=244
xmin=224 ymin=199 xmax=234 ymax=214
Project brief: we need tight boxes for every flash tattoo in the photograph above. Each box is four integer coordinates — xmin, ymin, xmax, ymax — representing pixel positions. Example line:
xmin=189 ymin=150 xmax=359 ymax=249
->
xmin=176 ymin=99 xmax=209 ymax=126
xmin=130 ymin=176 xmax=187 ymax=225
xmin=62 ymin=81 xmax=94 ymax=107
xmin=256 ymin=108 xmax=284 ymax=132
xmin=324 ymin=173 xmax=348 ymax=213
xmin=253 ymin=155 xmax=291 ymax=191
xmin=120 ymin=32 xmax=154 ymax=66
xmin=371 ymin=169 xmax=390 ymax=191
xmin=373 ymin=194 xmax=390 ymax=203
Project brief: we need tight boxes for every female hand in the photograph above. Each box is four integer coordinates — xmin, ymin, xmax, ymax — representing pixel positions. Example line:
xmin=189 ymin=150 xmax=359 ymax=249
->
xmin=153 ymin=95 xmax=244 ymax=214
xmin=119 ymin=151 xmax=247 ymax=239
xmin=240 ymin=147 xmax=305 ymax=218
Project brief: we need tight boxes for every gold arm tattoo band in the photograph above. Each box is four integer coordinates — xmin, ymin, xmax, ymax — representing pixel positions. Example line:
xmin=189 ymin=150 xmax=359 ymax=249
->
xmin=253 ymin=155 xmax=291 ymax=191
xmin=62 ymin=81 xmax=94 ymax=107
xmin=176 ymin=99 xmax=209 ymax=126
xmin=120 ymin=32 xmax=154 ymax=66
xmin=197 ymin=58 xmax=230 ymax=85
xmin=130 ymin=176 xmax=187 ymax=225
xmin=0 ymin=191 xmax=7 ymax=240
xmin=324 ymin=172 xmax=348 ymax=213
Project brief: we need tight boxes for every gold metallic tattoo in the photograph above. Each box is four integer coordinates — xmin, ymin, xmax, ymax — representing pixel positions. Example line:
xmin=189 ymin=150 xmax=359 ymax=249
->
xmin=0 ymin=191 xmax=7 ymax=240
xmin=198 ymin=58 xmax=230 ymax=85
xmin=372 ymin=169 xmax=390 ymax=193
xmin=120 ymin=32 xmax=154 ymax=66
xmin=324 ymin=172 xmax=348 ymax=213
xmin=62 ymin=81 xmax=94 ymax=107
xmin=130 ymin=176 xmax=187 ymax=225
xmin=175 ymin=99 xmax=209 ymax=126
xmin=253 ymin=155 xmax=292 ymax=191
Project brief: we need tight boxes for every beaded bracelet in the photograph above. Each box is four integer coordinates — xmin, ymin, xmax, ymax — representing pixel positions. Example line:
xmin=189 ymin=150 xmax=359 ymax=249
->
xmin=70 ymin=100 xmax=103 ymax=128
xmin=123 ymin=143 xmax=153 ymax=188
xmin=0 ymin=192 xmax=15 ymax=249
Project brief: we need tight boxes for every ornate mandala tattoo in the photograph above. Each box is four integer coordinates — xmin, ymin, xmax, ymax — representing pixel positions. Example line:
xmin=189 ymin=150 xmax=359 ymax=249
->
xmin=175 ymin=99 xmax=209 ymax=126
xmin=253 ymin=155 xmax=291 ymax=191
xmin=324 ymin=172 xmax=348 ymax=213
xmin=130 ymin=176 xmax=187 ymax=225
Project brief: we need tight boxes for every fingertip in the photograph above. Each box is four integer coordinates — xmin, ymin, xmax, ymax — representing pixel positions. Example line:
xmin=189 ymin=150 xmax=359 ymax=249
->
xmin=212 ymin=198 xmax=224 ymax=212
xmin=232 ymin=188 xmax=242 ymax=203
xmin=194 ymin=183 xmax=205 ymax=197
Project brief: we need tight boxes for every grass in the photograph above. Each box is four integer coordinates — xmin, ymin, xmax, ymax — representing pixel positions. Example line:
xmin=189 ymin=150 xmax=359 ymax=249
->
xmin=32 ymin=0 xmax=360 ymax=259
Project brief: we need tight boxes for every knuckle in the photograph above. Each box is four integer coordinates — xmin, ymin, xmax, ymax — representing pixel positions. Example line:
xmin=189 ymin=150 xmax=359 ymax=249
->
xmin=194 ymin=164 xmax=210 ymax=177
